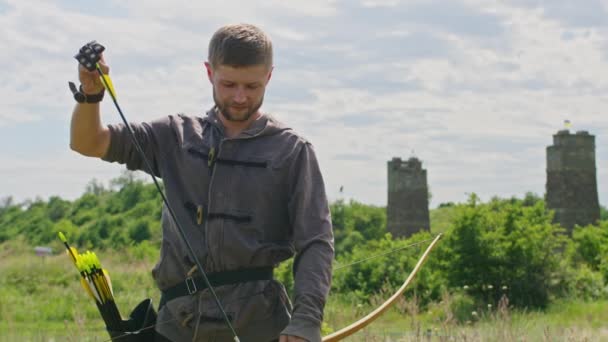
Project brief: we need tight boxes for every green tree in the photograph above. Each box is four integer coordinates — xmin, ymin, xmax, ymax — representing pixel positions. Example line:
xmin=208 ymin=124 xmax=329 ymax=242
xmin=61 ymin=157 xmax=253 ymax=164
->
xmin=85 ymin=178 xmax=107 ymax=196
xmin=571 ymin=221 xmax=608 ymax=286
xmin=47 ymin=196 xmax=70 ymax=222
xmin=438 ymin=194 xmax=568 ymax=308
xmin=331 ymin=200 xmax=386 ymax=256
xmin=572 ymin=223 xmax=608 ymax=271
xmin=129 ymin=220 xmax=152 ymax=243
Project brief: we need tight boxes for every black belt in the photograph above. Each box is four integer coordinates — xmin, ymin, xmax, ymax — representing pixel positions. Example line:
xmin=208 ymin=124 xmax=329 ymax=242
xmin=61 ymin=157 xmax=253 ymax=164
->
xmin=159 ymin=267 xmax=274 ymax=309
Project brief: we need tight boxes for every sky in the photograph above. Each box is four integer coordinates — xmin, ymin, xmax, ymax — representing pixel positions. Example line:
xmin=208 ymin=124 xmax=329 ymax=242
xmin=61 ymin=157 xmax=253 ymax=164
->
xmin=0 ymin=0 xmax=606 ymax=208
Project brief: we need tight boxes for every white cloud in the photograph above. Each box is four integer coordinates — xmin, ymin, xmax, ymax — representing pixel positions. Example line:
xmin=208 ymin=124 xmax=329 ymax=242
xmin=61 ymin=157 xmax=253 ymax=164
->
xmin=0 ymin=0 xmax=606 ymax=209
xmin=361 ymin=0 xmax=402 ymax=8
xmin=0 ymin=152 xmax=125 ymax=202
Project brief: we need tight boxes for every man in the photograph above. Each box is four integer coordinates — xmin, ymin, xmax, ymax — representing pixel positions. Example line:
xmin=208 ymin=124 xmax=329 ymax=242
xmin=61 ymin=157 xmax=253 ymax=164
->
xmin=69 ymin=24 xmax=334 ymax=342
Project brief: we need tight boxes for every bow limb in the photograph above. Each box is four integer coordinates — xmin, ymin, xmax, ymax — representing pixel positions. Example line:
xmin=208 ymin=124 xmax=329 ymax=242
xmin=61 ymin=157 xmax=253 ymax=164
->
xmin=322 ymin=233 xmax=442 ymax=342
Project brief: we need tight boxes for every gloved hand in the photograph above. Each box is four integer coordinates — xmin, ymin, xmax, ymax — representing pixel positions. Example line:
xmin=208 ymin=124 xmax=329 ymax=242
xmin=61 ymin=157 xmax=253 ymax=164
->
xmin=75 ymin=41 xmax=110 ymax=94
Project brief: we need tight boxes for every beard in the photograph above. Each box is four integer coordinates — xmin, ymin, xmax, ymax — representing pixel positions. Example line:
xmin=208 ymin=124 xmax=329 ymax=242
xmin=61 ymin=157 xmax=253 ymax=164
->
xmin=213 ymin=88 xmax=264 ymax=122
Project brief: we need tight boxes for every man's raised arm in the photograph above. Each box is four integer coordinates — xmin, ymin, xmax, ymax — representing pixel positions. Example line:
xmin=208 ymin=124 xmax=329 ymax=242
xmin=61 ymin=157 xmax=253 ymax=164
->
xmin=69 ymin=55 xmax=110 ymax=158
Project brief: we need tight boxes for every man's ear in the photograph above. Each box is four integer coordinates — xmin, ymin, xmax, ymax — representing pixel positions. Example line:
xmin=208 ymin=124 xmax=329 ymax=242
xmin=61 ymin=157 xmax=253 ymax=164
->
xmin=266 ymin=66 xmax=274 ymax=84
xmin=204 ymin=62 xmax=213 ymax=83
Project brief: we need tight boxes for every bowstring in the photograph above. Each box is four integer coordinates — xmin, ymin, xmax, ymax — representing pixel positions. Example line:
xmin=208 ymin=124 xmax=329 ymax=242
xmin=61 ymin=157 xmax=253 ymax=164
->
xmin=333 ymin=237 xmax=435 ymax=271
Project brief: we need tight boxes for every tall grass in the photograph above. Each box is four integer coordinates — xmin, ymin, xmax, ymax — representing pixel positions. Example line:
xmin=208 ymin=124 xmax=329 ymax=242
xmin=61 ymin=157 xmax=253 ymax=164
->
xmin=0 ymin=239 xmax=158 ymax=341
xmin=2 ymin=239 xmax=607 ymax=341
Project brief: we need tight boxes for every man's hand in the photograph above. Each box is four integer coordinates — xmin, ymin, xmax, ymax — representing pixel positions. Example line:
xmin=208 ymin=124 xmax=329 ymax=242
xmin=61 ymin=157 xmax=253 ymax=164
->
xmin=279 ymin=335 xmax=308 ymax=342
xmin=79 ymin=53 xmax=109 ymax=94
xmin=70 ymin=46 xmax=111 ymax=158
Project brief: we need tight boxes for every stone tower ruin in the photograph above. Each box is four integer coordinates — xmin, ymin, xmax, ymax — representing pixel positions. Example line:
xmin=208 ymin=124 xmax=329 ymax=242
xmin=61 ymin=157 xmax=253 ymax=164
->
xmin=387 ymin=157 xmax=430 ymax=238
xmin=546 ymin=130 xmax=600 ymax=232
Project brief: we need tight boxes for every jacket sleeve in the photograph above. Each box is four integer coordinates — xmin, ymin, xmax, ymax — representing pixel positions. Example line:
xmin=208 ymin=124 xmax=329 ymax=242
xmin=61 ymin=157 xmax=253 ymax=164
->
xmin=281 ymin=142 xmax=334 ymax=342
xmin=101 ymin=117 xmax=174 ymax=177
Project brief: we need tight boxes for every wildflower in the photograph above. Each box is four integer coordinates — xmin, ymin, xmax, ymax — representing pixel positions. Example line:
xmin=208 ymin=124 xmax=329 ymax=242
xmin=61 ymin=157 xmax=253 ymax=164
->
xmin=487 ymin=285 xmax=494 ymax=290
xmin=487 ymin=304 xmax=492 ymax=309
xmin=502 ymin=285 xmax=508 ymax=291
xmin=472 ymin=311 xmax=478 ymax=316
xmin=463 ymin=285 xmax=469 ymax=290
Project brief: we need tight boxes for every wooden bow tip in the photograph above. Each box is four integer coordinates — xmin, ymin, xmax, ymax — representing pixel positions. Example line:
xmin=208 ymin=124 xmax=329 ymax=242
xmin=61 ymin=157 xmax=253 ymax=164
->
xmin=322 ymin=234 xmax=442 ymax=341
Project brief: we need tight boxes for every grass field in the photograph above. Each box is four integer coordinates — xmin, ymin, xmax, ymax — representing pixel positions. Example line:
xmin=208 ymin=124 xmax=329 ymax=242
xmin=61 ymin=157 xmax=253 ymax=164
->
xmin=2 ymin=239 xmax=607 ymax=341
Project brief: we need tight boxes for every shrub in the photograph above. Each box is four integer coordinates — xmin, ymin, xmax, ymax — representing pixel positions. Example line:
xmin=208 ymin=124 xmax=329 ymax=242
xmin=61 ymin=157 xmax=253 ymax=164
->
xmin=438 ymin=195 xmax=568 ymax=309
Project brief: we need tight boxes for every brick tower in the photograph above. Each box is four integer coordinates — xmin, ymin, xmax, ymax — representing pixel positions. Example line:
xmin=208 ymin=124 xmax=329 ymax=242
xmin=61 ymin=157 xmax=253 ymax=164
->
xmin=546 ymin=130 xmax=600 ymax=232
xmin=387 ymin=157 xmax=430 ymax=238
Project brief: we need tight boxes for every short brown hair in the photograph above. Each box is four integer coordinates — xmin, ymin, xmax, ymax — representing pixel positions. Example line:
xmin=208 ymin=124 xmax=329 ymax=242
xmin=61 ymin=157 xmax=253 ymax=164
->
xmin=208 ymin=23 xmax=273 ymax=69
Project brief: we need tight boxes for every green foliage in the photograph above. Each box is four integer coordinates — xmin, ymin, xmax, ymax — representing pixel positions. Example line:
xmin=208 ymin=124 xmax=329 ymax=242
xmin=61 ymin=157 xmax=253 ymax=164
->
xmin=562 ymin=264 xmax=608 ymax=300
xmin=0 ymin=171 xmax=162 ymax=250
xmin=331 ymin=199 xmax=386 ymax=256
xmin=522 ymin=191 xmax=543 ymax=207
xmin=274 ymin=258 xmax=295 ymax=296
xmin=0 ymin=238 xmax=159 ymax=339
xmin=1 ymin=178 xmax=607 ymax=319
xmin=429 ymin=204 xmax=458 ymax=234
xmin=129 ymin=220 xmax=152 ymax=243
xmin=46 ymin=196 xmax=71 ymax=222
xmin=571 ymin=222 xmax=608 ymax=271
xmin=331 ymin=231 xmax=444 ymax=308
xmin=85 ymin=178 xmax=108 ymax=196
xmin=126 ymin=240 xmax=159 ymax=261
xmin=438 ymin=202 xmax=455 ymax=208
xmin=448 ymin=291 xmax=477 ymax=323
xmin=438 ymin=194 xmax=568 ymax=308
xmin=570 ymin=221 xmax=608 ymax=287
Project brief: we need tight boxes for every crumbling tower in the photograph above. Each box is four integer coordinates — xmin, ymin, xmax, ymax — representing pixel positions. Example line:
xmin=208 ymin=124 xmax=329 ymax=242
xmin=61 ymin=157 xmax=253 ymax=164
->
xmin=387 ymin=157 xmax=430 ymax=238
xmin=546 ymin=130 xmax=600 ymax=232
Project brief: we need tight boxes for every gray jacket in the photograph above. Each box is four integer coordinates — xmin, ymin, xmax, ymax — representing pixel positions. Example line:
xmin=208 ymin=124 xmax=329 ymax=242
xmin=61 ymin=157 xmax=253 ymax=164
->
xmin=102 ymin=107 xmax=334 ymax=342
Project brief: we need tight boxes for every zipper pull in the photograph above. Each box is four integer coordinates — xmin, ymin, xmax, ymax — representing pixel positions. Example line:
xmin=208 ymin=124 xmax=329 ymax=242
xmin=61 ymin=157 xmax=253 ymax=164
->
xmin=208 ymin=147 xmax=216 ymax=167
xmin=197 ymin=205 xmax=204 ymax=225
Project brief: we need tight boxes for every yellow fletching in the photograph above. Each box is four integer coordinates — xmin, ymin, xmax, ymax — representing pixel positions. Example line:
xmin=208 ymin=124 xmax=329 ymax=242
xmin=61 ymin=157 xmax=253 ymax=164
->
xmin=103 ymin=269 xmax=114 ymax=296
xmin=95 ymin=273 xmax=112 ymax=303
xmin=87 ymin=278 xmax=102 ymax=303
xmin=80 ymin=277 xmax=96 ymax=301
xmin=68 ymin=247 xmax=80 ymax=263
xmin=97 ymin=66 xmax=116 ymax=98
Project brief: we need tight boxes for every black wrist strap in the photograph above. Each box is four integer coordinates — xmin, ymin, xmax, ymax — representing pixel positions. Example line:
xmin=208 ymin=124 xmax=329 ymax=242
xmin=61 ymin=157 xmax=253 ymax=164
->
xmin=68 ymin=81 xmax=105 ymax=103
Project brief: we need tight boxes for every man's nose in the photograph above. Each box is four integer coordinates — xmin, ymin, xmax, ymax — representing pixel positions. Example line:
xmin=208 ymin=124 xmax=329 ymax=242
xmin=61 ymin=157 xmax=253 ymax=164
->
xmin=233 ymin=87 xmax=247 ymax=103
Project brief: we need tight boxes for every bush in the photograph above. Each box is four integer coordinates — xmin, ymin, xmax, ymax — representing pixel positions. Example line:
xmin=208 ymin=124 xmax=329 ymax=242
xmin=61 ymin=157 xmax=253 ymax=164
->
xmin=275 ymin=258 xmax=295 ymax=297
xmin=331 ymin=199 xmax=386 ymax=256
xmin=563 ymin=264 xmax=608 ymax=300
xmin=127 ymin=240 xmax=160 ymax=261
xmin=448 ymin=291 xmax=477 ymax=323
xmin=129 ymin=220 xmax=152 ymax=243
xmin=331 ymin=232 xmax=444 ymax=307
xmin=572 ymin=222 xmax=608 ymax=271
xmin=438 ymin=194 xmax=568 ymax=309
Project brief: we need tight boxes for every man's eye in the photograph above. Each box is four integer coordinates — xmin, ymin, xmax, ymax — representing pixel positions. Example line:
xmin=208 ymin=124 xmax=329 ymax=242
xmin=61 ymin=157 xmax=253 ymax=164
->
xmin=223 ymin=83 xmax=235 ymax=88
xmin=247 ymin=84 xmax=260 ymax=90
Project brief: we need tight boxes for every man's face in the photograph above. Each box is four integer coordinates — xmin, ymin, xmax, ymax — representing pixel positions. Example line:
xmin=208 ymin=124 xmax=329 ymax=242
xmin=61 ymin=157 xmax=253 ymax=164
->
xmin=205 ymin=62 xmax=273 ymax=122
